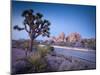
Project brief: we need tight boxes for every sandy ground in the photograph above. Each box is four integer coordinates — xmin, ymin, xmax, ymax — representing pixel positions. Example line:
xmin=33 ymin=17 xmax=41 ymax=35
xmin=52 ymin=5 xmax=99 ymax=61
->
xmin=11 ymin=48 xmax=96 ymax=73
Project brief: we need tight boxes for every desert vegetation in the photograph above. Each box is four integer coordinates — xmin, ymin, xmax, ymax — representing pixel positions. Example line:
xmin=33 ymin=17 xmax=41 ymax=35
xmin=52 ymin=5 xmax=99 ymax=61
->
xmin=12 ymin=44 xmax=54 ymax=74
xmin=12 ymin=9 xmax=53 ymax=74
xmin=14 ymin=9 xmax=50 ymax=52
xmin=12 ymin=44 xmax=95 ymax=74
xmin=12 ymin=9 xmax=96 ymax=74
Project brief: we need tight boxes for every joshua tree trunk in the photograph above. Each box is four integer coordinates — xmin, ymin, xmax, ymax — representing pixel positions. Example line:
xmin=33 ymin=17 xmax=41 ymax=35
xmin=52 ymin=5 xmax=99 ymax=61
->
xmin=30 ymin=36 xmax=34 ymax=52
xmin=30 ymin=29 xmax=34 ymax=52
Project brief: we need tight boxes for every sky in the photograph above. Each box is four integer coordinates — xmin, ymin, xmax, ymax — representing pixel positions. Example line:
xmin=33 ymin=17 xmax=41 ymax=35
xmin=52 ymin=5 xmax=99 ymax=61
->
xmin=12 ymin=1 xmax=96 ymax=40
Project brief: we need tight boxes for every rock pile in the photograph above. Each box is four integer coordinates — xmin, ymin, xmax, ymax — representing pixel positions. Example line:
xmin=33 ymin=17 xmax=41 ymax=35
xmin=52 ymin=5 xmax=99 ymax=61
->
xmin=50 ymin=32 xmax=81 ymax=43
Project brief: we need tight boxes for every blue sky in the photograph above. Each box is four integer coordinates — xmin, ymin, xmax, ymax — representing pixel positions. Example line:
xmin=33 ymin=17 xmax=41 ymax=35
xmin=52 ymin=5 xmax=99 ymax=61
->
xmin=12 ymin=1 xmax=96 ymax=40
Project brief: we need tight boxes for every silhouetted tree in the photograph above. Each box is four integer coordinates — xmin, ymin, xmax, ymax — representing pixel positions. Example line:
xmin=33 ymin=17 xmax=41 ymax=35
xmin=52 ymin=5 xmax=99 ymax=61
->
xmin=14 ymin=9 xmax=51 ymax=52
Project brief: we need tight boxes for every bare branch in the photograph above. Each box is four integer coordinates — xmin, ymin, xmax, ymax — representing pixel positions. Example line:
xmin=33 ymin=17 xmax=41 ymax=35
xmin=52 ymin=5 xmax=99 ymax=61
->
xmin=13 ymin=25 xmax=24 ymax=31
xmin=24 ymin=24 xmax=30 ymax=33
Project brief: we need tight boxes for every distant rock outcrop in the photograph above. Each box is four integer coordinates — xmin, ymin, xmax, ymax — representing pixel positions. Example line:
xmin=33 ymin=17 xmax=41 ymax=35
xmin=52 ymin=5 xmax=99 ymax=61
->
xmin=66 ymin=32 xmax=81 ymax=43
xmin=50 ymin=32 xmax=81 ymax=43
xmin=51 ymin=32 xmax=65 ymax=43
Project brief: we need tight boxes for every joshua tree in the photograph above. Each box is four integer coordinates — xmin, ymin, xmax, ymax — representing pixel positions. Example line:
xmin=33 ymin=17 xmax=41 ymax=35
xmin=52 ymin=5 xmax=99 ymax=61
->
xmin=14 ymin=9 xmax=51 ymax=52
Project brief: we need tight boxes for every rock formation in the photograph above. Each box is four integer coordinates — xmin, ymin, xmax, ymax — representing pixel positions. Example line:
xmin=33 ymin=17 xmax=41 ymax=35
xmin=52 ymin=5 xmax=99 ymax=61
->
xmin=51 ymin=32 xmax=65 ymax=43
xmin=66 ymin=32 xmax=81 ymax=43
xmin=50 ymin=32 xmax=81 ymax=43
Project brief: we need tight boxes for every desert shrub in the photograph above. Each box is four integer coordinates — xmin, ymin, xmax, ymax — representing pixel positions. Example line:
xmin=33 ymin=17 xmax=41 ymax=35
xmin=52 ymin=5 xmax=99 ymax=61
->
xmin=20 ymin=42 xmax=29 ymax=50
xmin=13 ymin=51 xmax=47 ymax=74
xmin=27 ymin=52 xmax=41 ymax=65
xmin=87 ymin=42 xmax=96 ymax=50
xmin=37 ymin=45 xmax=54 ymax=57
xmin=12 ymin=60 xmax=32 ymax=74
xmin=45 ymin=45 xmax=54 ymax=52
xmin=26 ymin=52 xmax=47 ymax=72
xmin=25 ymin=45 xmax=54 ymax=72
xmin=12 ymin=41 xmax=21 ymax=48
xmin=24 ymin=42 xmax=29 ymax=48
xmin=13 ymin=45 xmax=54 ymax=73
xmin=81 ymin=39 xmax=96 ymax=50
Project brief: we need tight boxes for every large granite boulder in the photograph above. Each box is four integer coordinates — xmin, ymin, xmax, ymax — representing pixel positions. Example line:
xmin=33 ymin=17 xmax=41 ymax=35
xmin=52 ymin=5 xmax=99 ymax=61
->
xmin=66 ymin=32 xmax=81 ymax=43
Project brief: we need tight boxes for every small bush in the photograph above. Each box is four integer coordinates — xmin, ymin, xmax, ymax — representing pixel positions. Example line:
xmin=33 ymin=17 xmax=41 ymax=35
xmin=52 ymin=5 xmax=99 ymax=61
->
xmin=27 ymin=52 xmax=41 ymax=65
xmin=37 ymin=45 xmax=54 ymax=57
xmin=26 ymin=52 xmax=47 ymax=72
xmin=21 ymin=42 xmax=29 ymax=50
